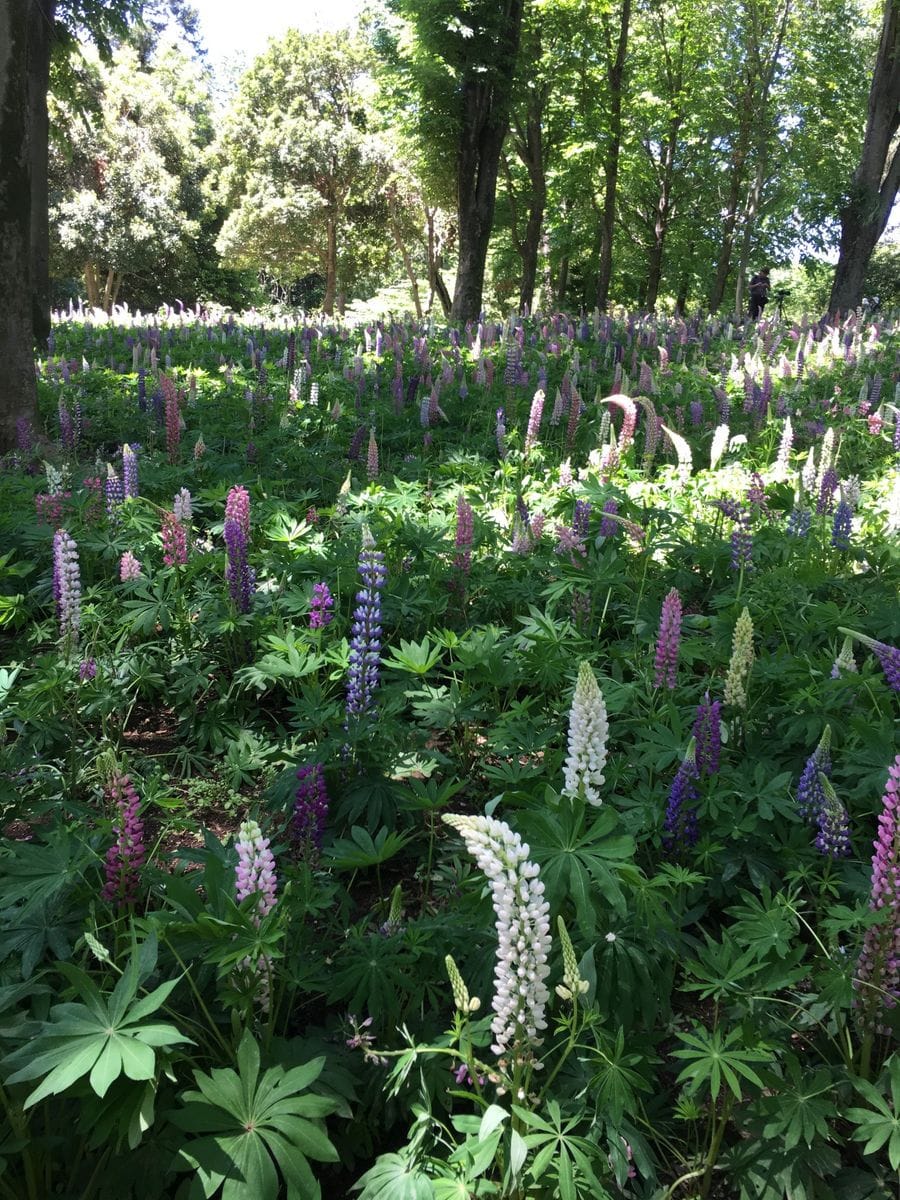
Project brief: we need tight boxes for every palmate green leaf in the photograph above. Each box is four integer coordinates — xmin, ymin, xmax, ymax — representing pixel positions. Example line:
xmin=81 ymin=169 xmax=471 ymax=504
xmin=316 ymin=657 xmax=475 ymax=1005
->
xmin=353 ymin=1151 xmax=434 ymax=1200
xmin=174 ymin=1031 xmax=339 ymax=1200
xmin=672 ymin=1025 xmax=770 ymax=1102
xmin=847 ymin=1060 xmax=900 ymax=1169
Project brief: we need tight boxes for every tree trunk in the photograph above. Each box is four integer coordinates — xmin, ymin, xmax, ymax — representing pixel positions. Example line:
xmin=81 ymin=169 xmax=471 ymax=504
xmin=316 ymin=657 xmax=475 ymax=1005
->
xmin=28 ymin=0 xmax=54 ymax=348
xmin=594 ymin=0 xmax=632 ymax=311
xmin=322 ymin=216 xmax=337 ymax=315
xmin=0 ymin=0 xmax=38 ymax=453
xmin=451 ymin=0 xmax=525 ymax=324
xmin=643 ymin=124 xmax=679 ymax=311
xmin=829 ymin=0 xmax=900 ymax=316
xmin=425 ymin=207 xmax=452 ymax=318
xmin=388 ymin=213 xmax=423 ymax=318
xmin=84 ymin=261 xmax=100 ymax=308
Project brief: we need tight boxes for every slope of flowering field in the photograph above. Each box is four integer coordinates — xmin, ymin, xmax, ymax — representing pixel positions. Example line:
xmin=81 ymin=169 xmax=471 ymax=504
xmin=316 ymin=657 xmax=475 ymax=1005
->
xmin=0 ymin=306 xmax=898 ymax=1199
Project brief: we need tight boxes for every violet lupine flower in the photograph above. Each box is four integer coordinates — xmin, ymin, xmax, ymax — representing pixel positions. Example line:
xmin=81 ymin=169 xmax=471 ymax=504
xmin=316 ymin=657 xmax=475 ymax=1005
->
xmin=855 ymin=755 xmax=900 ymax=1034
xmin=796 ymin=726 xmax=832 ymax=822
xmin=653 ymin=588 xmax=682 ymax=689
xmin=443 ymin=813 xmax=551 ymax=1059
xmin=786 ymin=506 xmax=811 ymax=538
xmin=58 ymin=398 xmax=74 ymax=449
xmin=816 ymin=466 xmax=839 ymax=515
xmin=731 ymin=525 xmax=753 ymax=573
xmin=224 ymin=485 xmax=253 ymax=612
xmin=79 ymin=658 xmax=97 ymax=682
xmin=102 ymin=772 xmax=145 ymax=907
xmin=309 ymin=582 xmax=334 ymax=629
xmin=813 ymin=775 xmax=851 ymax=859
xmin=572 ymin=499 xmax=591 ymax=540
xmin=554 ymin=523 xmax=587 ymax=563
xmin=692 ymin=693 xmax=722 ymax=775
xmin=120 ymin=551 xmax=141 ymax=582
xmin=348 ymin=424 xmax=366 ymax=460
xmin=122 ymin=444 xmax=139 ymax=499
xmin=52 ymin=528 xmax=81 ymax=640
xmin=599 ymin=499 xmax=619 ymax=538
xmin=563 ymin=661 xmax=609 ymax=806
xmin=838 ymin=629 xmax=900 ymax=692
xmin=663 ymin=743 xmax=700 ymax=856
xmin=293 ymin=764 xmax=329 ymax=853
xmin=565 ymin=387 xmax=582 ymax=450
xmin=345 ymin=530 xmax=387 ymax=720
xmin=234 ymin=817 xmax=278 ymax=922
xmin=831 ymin=500 xmax=853 ymax=550
xmin=454 ymin=494 xmax=474 ymax=575
xmin=105 ymin=470 xmax=123 ymax=522
xmin=524 ymin=389 xmax=545 ymax=453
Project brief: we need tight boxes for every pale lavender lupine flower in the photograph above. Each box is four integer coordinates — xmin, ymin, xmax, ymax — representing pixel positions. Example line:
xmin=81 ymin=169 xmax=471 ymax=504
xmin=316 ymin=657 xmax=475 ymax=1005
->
xmin=173 ymin=487 xmax=192 ymax=524
xmin=855 ymin=755 xmax=900 ymax=1033
xmin=52 ymin=528 xmax=81 ymax=640
xmin=235 ymin=818 xmax=278 ymax=921
xmin=346 ymin=530 xmax=387 ymax=719
xmin=120 ymin=551 xmax=142 ymax=582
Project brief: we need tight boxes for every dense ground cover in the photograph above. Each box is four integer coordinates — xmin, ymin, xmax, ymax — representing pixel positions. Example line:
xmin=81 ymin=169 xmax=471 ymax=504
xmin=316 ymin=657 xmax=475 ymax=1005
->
xmin=0 ymin=305 xmax=899 ymax=1199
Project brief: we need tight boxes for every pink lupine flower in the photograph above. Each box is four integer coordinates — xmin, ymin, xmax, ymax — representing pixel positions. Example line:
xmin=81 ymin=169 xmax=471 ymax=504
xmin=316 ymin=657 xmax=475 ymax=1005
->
xmin=653 ymin=588 xmax=682 ymax=689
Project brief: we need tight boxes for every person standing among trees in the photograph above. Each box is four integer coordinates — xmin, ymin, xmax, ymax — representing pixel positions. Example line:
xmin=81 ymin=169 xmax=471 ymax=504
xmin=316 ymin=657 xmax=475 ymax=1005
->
xmin=748 ymin=267 xmax=771 ymax=320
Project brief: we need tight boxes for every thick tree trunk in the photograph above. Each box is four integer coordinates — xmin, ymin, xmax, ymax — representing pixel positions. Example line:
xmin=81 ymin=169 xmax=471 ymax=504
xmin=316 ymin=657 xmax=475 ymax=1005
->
xmin=643 ymin=125 xmax=679 ymax=311
xmin=28 ymin=0 xmax=54 ymax=347
xmin=451 ymin=0 xmax=525 ymax=324
xmin=829 ymin=0 xmax=900 ymax=316
xmin=0 ymin=0 xmax=39 ymax=453
xmin=322 ymin=216 xmax=337 ymax=315
xmin=594 ymin=0 xmax=632 ymax=311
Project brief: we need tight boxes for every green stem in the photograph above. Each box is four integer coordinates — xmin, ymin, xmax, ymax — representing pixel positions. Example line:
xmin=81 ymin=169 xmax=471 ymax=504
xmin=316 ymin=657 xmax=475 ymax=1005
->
xmin=78 ymin=1145 xmax=111 ymax=1200
xmin=700 ymin=1093 xmax=733 ymax=1200
xmin=162 ymin=937 xmax=231 ymax=1056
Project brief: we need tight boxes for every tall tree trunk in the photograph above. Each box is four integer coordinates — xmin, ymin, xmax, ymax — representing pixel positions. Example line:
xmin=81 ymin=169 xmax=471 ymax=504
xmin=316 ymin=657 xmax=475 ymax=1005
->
xmin=28 ymin=0 xmax=54 ymax=347
xmin=425 ymin=207 xmax=452 ymax=318
xmin=0 ymin=0 xmax=38 ymax=452
xmin=595 ymin=0 xmax=632 ymax=311
xmin=322 ymin=216 xmax=337 ymax=315
xmin=451 ymin=0 xmax=525 ymax=324
xmin=643 ymin=124 xmax=679 ymax=311
xmin=707 ymin=103 xmax=751 ymax=313
xmin=84 ymin=261 xmax=100 ymax=308
xmin=675 ymin=239 xmax=694 ymax=314
xmin=829 ymin=0 xmax=900 ymax=316
xmin=388 ymin=200 xmax=423 ymax=319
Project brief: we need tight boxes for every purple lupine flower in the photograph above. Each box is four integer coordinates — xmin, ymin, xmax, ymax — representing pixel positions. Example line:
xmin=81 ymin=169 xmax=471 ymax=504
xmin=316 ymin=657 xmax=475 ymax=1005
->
xmin=102 ymin=772 xmax=145 ymax=907
xmin=653 ymin=588 xmax=682 ymax=689
xmin=105 ymin=470 xmax=123 ymax=522
xmin=816 ymin=466 xmax=838 ymax=515
xmin=122 ymin=444 xmax=139 ymax=499
xmin=554 ymin=523 xmax=586 ymax=563
xmin=730 ymin=524 xmax=753 ymax=572
xmin=234 ymin=817 xmax=278 ymax=922
xmin=16 ymin=416 xmax=34 ymax=454
xmin=524 ymin=389 xmax=545 ymax=453
xmin=294 ymin=764 xmax=329 ymax=853
xmin=58 ymin=397 xmax=74 ymax=450
xmin=52 ymin=528 xmax=81 ymax=640
xmin=831 ymin=500 xmax=853 ymax=550
xmin=348 ymin=424 xmax=366 ymax=460
xmin=572 ymin=500 xmax=591 ymax=540
xmin=839 ymin=629 xmax=900 ymax=692
xmin=786 ymin=506 xmax=811 ymax=538
xmin=855 ymin=755 xmax=900 ymax=1033
xmin=796 ymin=726 xmax=832 ymax=822
xmin=79 ymin=658 xmax=97 ymax=682
xmin=813 ymin=775 xmax=851 ymax=858
xmin=565 ymin=387 xmax=582 ymax=450
xmin=454 ymin=494 xmax=474 ymax=575
xmin=663 ymin=743 xmax=700 ymax=855
xmin=599 ymin=499 xmax=619 ymax=538
xmin=223 ymin=486 xmax=253 ymax=611
xmin=692 ymin=693 xmax=722 ymax=775
xmin=345 ymin=529 xmax=387 ymax=720
xmin=309 ymin=582 xmax=334 ymax=629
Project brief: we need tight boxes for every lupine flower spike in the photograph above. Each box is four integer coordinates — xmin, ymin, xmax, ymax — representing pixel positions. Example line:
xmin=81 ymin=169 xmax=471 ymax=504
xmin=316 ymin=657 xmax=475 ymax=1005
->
xmin=838 ymin=627 xmax=900 ymax=692
xmin=724 ymin=607 xmax=754 ymax=709
xmin=346 ymin=529 xmax=387 ymax=720
xmin=855 ymin=755 xmax=900 ymax=1037
xmin=563 ymin=661 xmax=609 ymax=806
xmin=102 ymin=772 xmax=146 ymax=907
xmin=443 ymin=814 xmax=551 ymax=1059
xmin=234 ymin=817 xmax=278 ymax=1008
xmin=662 ymin=739 xmax=700 ymax=855
xmin=653 ymin=588 xmax=682 ymax=689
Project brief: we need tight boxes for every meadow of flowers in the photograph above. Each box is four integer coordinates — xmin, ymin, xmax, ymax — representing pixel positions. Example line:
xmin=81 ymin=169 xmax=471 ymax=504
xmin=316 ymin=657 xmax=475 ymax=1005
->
xmin=0 ymin=303 xmax=899 ymax=1199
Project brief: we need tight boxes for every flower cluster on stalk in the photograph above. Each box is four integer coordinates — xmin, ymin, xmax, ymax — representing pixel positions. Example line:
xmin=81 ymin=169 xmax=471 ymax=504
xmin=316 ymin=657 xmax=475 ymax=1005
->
xmin=855 ymin=755 xmax=900 ymax=1034
xmin=224 ymin=485 xmax=254 ymax=613
xmin=443 ymin=814 xmax=551 ymax=1059
xmin=52 ymin=528 xmax=81 ymax=641
xmin=293 ymin=764 xmax=329 ymax=854
xmin=724 ymin=607 xmax=754 ymax=709
xmin=346 ymin=529 xmax=387 ymax=720
xmin=309 ymin=582 xmax=334 ymax=629
xmin=563 ymin=661 xmax=609 ymax=806
xmin=102 ymin=773 xmax=145 ymax=907
xmin=692 ymin=693 xmax=722 ymax=775
xmin=663 ymin=741 xmax=700 ymax=856
xmin=653 ymin=588 xmax=682 ymax=689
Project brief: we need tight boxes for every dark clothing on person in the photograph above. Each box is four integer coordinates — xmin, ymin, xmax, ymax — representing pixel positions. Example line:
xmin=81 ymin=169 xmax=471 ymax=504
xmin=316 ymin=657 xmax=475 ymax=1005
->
xmin=748 ymin=271 xmax=770 ymax=320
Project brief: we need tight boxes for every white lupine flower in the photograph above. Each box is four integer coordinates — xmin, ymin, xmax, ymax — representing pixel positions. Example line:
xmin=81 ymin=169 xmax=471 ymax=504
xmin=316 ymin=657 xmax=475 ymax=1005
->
xmin=443 ymin=814 xmax=551 ymax=1058
xmin=563 ymin=661 xmax=609 ymax=806
xmin=710 ymin=424 xmax=730 ymax=470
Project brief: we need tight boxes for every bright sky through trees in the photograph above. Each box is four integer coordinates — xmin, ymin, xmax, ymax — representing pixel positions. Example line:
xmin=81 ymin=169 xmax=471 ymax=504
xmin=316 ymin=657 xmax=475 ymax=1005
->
xmin=189 ymin=0 xmax=364 ymax=64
